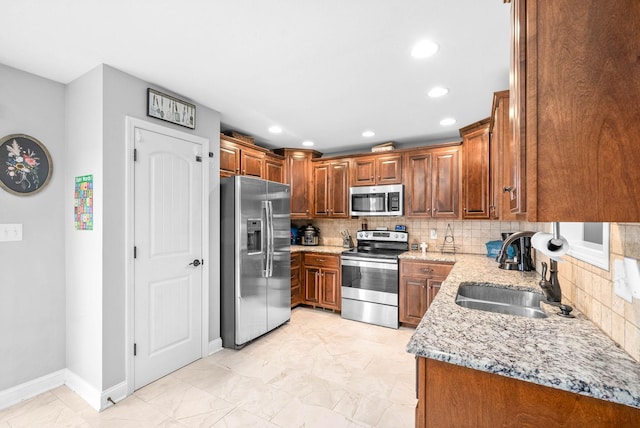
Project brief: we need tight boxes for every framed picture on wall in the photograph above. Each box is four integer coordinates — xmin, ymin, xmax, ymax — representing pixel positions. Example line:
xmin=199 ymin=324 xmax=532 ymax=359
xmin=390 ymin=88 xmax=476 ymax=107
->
xmin=147 ymin=88 xmax=196 ymax=129
xmin=0 ymin=134 xmax=53 ymax=196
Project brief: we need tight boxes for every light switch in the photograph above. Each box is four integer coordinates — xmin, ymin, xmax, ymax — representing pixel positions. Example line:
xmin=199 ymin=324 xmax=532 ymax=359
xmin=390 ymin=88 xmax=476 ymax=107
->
xmin=430 ymin=228 xmax=437 ymax=239
xmin=0 ymin=224 xmax=22 ymax=241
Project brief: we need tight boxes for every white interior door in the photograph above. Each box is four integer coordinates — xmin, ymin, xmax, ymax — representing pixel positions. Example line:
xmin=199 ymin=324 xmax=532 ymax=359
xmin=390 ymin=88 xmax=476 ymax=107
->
xmin=134 ymin=126 xmax=203 ymax=390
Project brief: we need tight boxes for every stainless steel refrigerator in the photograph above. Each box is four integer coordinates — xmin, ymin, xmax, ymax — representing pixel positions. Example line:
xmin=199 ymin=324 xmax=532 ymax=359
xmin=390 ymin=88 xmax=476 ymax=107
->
xmin=221 ymin=176 xmax=291 ymax=349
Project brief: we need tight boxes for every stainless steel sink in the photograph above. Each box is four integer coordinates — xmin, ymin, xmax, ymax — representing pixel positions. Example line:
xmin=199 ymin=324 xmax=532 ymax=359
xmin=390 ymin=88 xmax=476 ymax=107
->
xmin=455 ymin=282 xmax=548 ymax=319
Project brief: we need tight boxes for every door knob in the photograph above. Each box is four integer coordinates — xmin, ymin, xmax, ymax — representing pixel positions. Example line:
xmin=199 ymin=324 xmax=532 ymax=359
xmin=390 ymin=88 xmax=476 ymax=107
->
xmin=189 ymin=259 xmax=202 ymax=267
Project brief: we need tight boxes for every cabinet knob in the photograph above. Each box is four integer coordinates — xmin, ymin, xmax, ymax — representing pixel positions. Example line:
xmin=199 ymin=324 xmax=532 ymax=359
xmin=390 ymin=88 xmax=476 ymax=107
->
xmin=371 ymin=176 xmax=374 ymax=180
xmin=503 ymin=186 xmax=513 ymax=193
xmin=378 ymin=176 xmax=381 ymax=180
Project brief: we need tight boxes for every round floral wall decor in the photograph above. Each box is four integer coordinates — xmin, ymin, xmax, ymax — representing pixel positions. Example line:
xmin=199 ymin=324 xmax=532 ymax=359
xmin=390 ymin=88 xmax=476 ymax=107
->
xmin=0 ymin=134 xmax=53 ymax=196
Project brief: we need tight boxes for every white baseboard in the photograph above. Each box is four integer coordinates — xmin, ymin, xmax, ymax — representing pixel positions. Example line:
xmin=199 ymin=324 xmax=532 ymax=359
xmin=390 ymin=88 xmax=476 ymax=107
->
xmin=64 ymin=369 xmax=102 ymax=411
xmin=99 ymin=380 xmax=127 ymax=411
xmin=208 ymin=337 xmax=223 ymax=355
xmin=0 ymin=369 xmax=66 ymax=411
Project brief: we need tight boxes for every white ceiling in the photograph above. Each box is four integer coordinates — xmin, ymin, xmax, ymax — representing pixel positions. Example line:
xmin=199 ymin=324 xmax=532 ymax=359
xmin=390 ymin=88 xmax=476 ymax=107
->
xmin=0 ymin=0 xmax=511 ymax=155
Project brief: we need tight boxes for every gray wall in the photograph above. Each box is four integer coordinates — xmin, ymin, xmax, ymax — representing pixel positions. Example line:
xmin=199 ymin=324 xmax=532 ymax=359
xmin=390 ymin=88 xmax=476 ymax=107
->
xmin=1 ymin=62 xmax=221 ymax=398
xmin=0 ymin=64 xmax=66 ymax=390
xmin=100 ymin=65 xmax=221 ymax=388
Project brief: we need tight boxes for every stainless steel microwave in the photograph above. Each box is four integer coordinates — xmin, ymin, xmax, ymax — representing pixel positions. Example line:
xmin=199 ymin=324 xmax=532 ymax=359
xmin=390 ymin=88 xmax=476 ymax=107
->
xmin=350 ymin=184 xmax=404 ymax=216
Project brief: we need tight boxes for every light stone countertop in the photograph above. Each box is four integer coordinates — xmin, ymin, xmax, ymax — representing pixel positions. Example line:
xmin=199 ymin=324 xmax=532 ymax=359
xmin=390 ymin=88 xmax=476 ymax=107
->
xmin=405 ymin=253 xmax=640 ymax=409
xmin=290 ymin=245 xmax=346 ymax=255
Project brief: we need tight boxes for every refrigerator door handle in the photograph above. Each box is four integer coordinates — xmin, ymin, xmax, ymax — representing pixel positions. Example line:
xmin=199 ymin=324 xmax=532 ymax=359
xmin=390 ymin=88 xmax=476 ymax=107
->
xmin=262 ymin=201 xmax=269 ymax=278
xmin=266 ymin=200 xmax=274 ymax=277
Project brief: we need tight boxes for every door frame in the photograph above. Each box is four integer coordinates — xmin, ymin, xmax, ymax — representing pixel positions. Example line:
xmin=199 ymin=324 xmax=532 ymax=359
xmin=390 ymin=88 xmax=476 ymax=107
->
xmin=124 ymin=116 xmax=210 ymax=396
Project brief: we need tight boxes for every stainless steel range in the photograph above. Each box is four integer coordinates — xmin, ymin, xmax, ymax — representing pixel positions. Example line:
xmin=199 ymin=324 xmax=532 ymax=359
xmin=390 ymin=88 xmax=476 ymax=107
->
xmin=341 ymin=230 xmax=408 ymax=329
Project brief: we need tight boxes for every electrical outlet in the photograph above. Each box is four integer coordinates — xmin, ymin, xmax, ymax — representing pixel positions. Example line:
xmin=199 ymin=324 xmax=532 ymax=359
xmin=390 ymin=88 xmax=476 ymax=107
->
xmin=430 ymin=228 xmax=437 ymax=239
xmin=0 ymin=224 xmax=22 ymax=241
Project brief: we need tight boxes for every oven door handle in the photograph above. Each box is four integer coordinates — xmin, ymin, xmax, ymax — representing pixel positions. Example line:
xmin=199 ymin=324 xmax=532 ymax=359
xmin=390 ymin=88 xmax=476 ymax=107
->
xmin=341 ymin=258 xmax=398 ymax=270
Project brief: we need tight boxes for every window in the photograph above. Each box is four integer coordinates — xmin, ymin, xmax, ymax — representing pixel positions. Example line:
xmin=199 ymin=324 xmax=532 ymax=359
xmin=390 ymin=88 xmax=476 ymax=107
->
xmin=558 ymin=222 xmax=610 ymax=270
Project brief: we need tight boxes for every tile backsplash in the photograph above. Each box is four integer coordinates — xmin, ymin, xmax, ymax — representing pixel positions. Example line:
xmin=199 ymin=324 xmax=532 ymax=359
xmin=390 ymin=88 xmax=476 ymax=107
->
xmin=554 ymin=223 xmax=640 ymax=362
xmin=294 ymin=218 xmax=640 ymax=362
xmin=298 ymin=217 xmax=532 ymax=254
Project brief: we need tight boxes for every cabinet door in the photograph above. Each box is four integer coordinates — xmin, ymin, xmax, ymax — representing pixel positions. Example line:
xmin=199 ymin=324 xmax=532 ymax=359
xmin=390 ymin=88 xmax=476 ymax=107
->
xmin=508 ymin=0 xmax=526 ymax=215
xmin=304 ymin=267 xmax=320 ymax=304
xmin=352 ymin=157 xmax=376 ymax=186
xmin=400 ymin=276 xmax=428 ymax=326
xmin=265 ymin=157 xmax=284 ymax=183
xmin=432 ymin=148 xmax=460 ymax=218
xmin=461 ymin=121 xmax=490 ymax=219
xmin=426 ymin=278 xmax=443 ymax=308
xmin=405 ymin=152 xmax=432 ymax=218
xmin=320 ymin=268 xmax=340 ymax=310
xmin=291 ymin=253 xmax=302 ymax=307
xmin=312 ymin=163 xmax=329 ymax=217
xmin=288 ymin=152 xmax=312 ymax=218
xmin=376 ymin=154 xmax=402 ymax=184
xmin=328 ymin=161 xmax=350 ymax=217
xmin=240 ymin=148 xmax=265 ymax=177
xmin=220 ymin=140 xmax=240 ymax=177
xmin=491 ymin=90 xmax=517 ymax=221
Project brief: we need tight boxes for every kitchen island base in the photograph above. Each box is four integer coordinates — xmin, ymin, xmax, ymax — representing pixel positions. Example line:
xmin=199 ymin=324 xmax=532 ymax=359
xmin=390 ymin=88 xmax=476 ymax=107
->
xmin=416 ymin=357 xmax=640 ymax=428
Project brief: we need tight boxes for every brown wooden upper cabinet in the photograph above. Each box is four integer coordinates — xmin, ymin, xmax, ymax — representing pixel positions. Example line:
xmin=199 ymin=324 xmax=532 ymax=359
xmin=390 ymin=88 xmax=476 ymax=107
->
xmin=312 ymin=159 xmax=350 ymax=218
xmin=220 ymin=133 xmax=278 ymax=180
xmin=507 ymin=0 xmax=640 ymax=222
xmin=404 ymin=146 xmax=461 ymax=218
xmin=274 ymin=148 xmax=322 ymax=219
xmin=460 ymin=118 xmax=490 ymax=220
xmin=489 ymin=90 xmax=518 ymax=221
xmin=264 ymin=153 xmax=285 ymax=183
xmin=351 ymin=153 xmax=402 ymax=186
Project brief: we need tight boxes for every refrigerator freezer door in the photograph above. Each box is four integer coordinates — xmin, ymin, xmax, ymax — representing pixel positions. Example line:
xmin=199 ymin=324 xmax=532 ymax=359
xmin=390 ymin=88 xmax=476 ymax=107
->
xmin=234 ymin=177 xmax=269 ymax=346
xmin=266 ymin=181 xmax=292 ymax=331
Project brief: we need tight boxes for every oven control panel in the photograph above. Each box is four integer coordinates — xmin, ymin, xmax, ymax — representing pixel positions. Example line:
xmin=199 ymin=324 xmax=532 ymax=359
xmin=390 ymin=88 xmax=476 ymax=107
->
xmin=356 ymin=230 xmax=408 ymax=242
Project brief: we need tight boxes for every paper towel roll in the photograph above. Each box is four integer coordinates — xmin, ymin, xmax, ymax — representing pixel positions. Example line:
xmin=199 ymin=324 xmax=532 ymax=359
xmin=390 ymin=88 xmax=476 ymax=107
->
xmin=531 ymin=232 xmax=568 ymax=261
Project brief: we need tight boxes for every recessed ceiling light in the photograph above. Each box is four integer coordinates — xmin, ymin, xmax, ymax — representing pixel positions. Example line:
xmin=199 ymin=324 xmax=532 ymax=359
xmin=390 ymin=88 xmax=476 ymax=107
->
xmin=411 ymin=40 xmax=439 ymax=59
xmin=362 ymin=130 xmax=375 ymax=138
xmin=268 ymin=126 xmax=282 ymax=134
xmin=302 ymin=140 xmax=314 ymax=147
xmin=428 ymin=87 xmax=449 ymax=98
xmin=440 ymin=118 xmax=456 ymax=126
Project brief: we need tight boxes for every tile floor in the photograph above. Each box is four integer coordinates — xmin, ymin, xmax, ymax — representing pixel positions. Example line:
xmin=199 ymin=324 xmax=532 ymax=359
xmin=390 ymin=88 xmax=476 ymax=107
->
xmin=0 ymin=307 xmax=417 ymax=427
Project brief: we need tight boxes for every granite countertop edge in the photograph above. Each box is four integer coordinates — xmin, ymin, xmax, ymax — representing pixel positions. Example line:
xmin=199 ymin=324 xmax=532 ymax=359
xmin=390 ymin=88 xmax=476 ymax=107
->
xmin=405 ymin=253 xmax=640 ymax=410
xmin=290 ymin=245 xmax=346 ymax=254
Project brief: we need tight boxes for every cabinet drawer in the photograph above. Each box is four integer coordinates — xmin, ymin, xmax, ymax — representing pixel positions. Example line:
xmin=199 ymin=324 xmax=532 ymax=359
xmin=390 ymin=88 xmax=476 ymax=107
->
xmin=304 ymin=253 xmax=340 ymax=269
xmin=401 ymin=261 xmax=453 ymax=278
xmin=291 ymin=253 xmax=301 ymax=269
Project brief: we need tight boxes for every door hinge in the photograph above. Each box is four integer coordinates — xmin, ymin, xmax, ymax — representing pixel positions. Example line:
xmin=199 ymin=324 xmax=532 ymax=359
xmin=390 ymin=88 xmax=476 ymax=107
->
xmin=134 ymin=246 xmax=137 ymax=259
xmin=196 ymin=155 xmax=202 ymax=162
xmin=134 ymin=343 xmax=137 ymax=356
xmin=134 ymin=149 xmax=137 ymax=162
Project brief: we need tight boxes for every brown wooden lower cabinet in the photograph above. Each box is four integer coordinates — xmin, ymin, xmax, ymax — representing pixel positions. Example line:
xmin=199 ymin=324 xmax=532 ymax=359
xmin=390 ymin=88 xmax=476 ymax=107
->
xmin=415 ymin=357 xmax=640 ymax=428
xmin=399 ymin=260 xmax=453 ymax=327
xmin=302 ymin=252 xmax=341 ymax=311
xmin=290 ymin=252 xmax=302 ymax=307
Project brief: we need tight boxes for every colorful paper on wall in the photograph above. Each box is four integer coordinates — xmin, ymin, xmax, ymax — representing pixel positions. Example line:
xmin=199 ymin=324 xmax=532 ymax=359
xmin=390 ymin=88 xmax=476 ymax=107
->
xmin=74 ymin=174 xmax=93 ymax=230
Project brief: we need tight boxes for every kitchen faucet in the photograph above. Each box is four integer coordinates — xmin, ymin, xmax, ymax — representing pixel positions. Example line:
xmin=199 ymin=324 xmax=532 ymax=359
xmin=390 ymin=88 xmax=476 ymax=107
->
xmin=495 ymin=231 xmax=537 ymax=270
xmin=539 ymin=260 xmax=561 ymax=302
xmin=497 ymin=228 xmax=572 ymax=315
